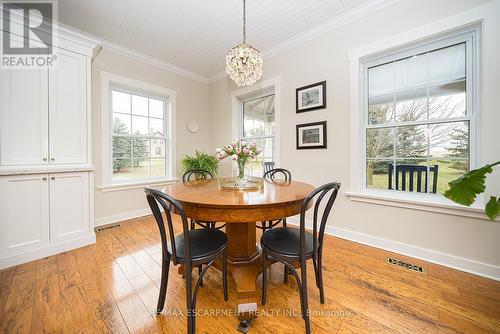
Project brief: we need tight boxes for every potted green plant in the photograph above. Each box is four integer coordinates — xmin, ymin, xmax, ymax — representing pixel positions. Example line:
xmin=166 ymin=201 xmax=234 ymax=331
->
xmin=180 ymin=150 xmax=220 ymax=178
xmin=444 ymin=161 xmax=500 ymax=220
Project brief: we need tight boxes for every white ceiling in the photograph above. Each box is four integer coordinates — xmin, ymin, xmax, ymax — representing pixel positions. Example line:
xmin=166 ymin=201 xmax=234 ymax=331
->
xmin=58 ymin=0 xmax=397 ymax=81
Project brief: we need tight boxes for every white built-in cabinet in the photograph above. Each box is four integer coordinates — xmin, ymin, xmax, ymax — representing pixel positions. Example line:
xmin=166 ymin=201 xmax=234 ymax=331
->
xmin=0 ymin=67 xmax=49 ymax=165
xmin=0 ymin=29 xmax=97 ymax=270
xmin=0 ymin=174 xmax=50 ymax=257
xmin=0 ymin=172 xmax=89 ymax=256
xmin=0 ymin=49 xmax=88 ymax=165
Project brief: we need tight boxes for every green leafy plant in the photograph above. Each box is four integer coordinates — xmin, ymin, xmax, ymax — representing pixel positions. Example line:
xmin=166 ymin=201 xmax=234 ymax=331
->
xmin=180 ymin=151 xmax=219 ymax=177
xmin=444 ymin=161 xmax=500 ymax=220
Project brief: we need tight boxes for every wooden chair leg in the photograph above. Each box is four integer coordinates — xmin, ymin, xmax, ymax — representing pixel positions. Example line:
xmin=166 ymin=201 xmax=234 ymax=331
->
xmin=190 ymin=219 xmax=195 ymax=230
xmin=282 ymin=218 xmax=287 ymax=227
xmin=283 ymin=265 xmax=289 ymax=284
xmin=156 ymin=253 xmax=170 ymax=313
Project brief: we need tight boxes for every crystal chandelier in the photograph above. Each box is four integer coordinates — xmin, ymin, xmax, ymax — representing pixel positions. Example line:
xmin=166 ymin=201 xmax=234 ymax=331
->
xmin=225 ymin=0 xmax=263 ymax=86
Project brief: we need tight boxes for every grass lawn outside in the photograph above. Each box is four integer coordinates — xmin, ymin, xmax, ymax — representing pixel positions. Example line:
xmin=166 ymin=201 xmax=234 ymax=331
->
xmin=113 ymin=159 xmax=165 ymax=179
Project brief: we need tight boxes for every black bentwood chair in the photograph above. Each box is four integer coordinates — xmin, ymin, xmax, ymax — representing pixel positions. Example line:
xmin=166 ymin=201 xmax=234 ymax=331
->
xmin=257 ymin=168 xmax=292 ymax=232
xmin=261 ymin=182 xmax=341 ymax=334
xmin=263 ymin=161 xmax=275 ymax=174
xmin=145 ymin=188 xmax=228 ymax=334
xmin=181 ymin=169 xmax=225 ymax=230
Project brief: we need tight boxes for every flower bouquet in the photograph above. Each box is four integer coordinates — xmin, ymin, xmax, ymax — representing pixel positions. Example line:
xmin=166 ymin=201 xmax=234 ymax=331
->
xmin=216 ymin=138 xmax=262 ymax=187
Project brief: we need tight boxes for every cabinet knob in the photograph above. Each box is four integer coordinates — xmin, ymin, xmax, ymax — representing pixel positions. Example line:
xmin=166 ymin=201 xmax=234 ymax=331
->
xmin=43 ymin=158 xmax=47 ymax=161
xmin=50 ymin=158 xmax=55 ymax=161
xmin=50 ymin=177 xmax=56 ymax=180
xmin=42 ymin=177 xmax=47 ymax=180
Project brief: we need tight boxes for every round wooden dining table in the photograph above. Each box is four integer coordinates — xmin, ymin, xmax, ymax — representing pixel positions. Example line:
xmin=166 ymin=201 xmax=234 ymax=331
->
xmin=159 ymin=178 xmax=315 ymax=322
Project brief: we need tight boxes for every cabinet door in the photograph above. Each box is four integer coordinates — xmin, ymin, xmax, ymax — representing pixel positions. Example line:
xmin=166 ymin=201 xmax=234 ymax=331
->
xmin=49 ymin=49 xmax=88 ymax=164
xmin=49 ymin=172 xmax=89 ymax=243
xmin=0 ymin=174 xmax=50 ymax=256
xmin=0 ymin=67 xmax=49 ymax=165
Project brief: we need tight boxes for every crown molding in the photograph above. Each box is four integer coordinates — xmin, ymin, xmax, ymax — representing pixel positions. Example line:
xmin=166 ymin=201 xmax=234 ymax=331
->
xmin=99 ymin=40 xmax=209 ymax=84
xmin=207 ymin=0 xmax=400 ymax=84
xmin=208 ymin=71 xmax=229 ymax=83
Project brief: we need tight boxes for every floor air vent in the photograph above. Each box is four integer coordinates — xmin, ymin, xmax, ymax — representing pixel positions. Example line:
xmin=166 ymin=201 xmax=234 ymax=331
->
xmin=385 ymin=257 xmax=426 ymax=274
xmin=95 ymin=224 xmax=121 ymax=232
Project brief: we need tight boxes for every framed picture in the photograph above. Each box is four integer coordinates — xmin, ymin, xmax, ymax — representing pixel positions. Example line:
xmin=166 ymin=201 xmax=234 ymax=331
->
xmin=296 ymin=81 xmax=326 ymax=113
xmin=296 ymin=121 xmax=327 ymax=150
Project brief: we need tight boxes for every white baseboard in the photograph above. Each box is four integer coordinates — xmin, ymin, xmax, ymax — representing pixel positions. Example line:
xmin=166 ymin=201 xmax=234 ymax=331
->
xmin=0 ymin=234 xmax=96 ymax=270
xmin=94 ymin=208 xmax=151 ymax=227
xmin=287 ymin=218 xmax=500 ymax=281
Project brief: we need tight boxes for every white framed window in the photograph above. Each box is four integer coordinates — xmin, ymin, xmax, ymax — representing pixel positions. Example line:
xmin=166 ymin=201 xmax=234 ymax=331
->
xmin=360 ymin=28 xmax=479 ymax=197
xmin=231 ymin=77 xmax=281 ymax=178
xmin=100 ymin=72 xmax=176 ymax=191
xmin=241 ymin=93 xmax=276 ymax=177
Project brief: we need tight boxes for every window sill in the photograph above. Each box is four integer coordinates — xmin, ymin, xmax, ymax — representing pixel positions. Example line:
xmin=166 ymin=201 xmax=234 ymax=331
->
xmin=99 ymin=178 xmax=179 ymax=192
xmin=345 ymin=189 xmax=498 ymax=222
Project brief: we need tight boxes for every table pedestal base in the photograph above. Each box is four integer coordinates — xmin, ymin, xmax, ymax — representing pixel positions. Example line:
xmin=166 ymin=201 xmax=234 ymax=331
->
xmin=224 ymin=222 xmax=263 ymax=320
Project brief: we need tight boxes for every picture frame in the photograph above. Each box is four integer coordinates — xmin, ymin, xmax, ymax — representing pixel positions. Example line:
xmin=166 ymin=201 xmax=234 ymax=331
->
xmin=296 ymin=121 xmax=327 ymax=150
xmin=296 ymin=80 xmax=326 ymax=113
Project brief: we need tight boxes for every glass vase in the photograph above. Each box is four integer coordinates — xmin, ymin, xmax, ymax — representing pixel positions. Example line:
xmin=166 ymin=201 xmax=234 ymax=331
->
xmin=233 ymin=157 xmax=249 ymax=187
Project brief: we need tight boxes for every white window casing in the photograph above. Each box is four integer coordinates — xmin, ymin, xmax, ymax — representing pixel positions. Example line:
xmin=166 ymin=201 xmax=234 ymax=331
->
xmin=348 ymin=20 xmax=486 ymax=220
xmin=100 ymin=72 xmax=177 ymax=191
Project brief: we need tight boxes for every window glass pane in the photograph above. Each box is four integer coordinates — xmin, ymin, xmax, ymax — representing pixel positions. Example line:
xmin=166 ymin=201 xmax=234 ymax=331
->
xmin=151 ymin=139 xmax=165 ymax=158
xmin=395 ymin=125 xmax=428 ymax=158
xmin=366 ymin=128 xmax=393 ymax=159
xmin=133 ymin=138 xmax=150 ymax=158
xmin=133 ymin=159 xmax=150 ymax=178
xmin=113 ymin=113 xmax=131 ymax=134
xmin=364 ymin=40 xmax=471 ymax=195
xmin=366 ymin=160 xmax=393 ymax=190
xmin=432 ymin=159 xmax=469 ymax=195
xmin=428 ymin=44 xmax=465 ymax=85
xmin=395 ymin=89 xmax=428 ymax=122
xmin=242 ymin=138 xmax=274 ymax=177
xmin=112 ymin=136 xmax=132 ymax=159
xmin=132 ymin=115 xmax=148 ymax=136
xmin=243 ymin=95 xmax=275 ymax=137
xmin=395 ymin=53 xmax=428 ymax=90
xmin=151 ymin=158 xmax=165 ymax=177
xmin=111 ymin=89 xmax=168 ymax=182
xmin=132 ymin=95 xmax=148 ymax=116
xmin=113 ymin=159 xmax=132 ymax=179
xmin=368 ymin=103 xmax=394 ymax=125
xmin=369 ymin=63 xmax=394 ymax=102
xmin=394 ymin=159 xmax=428 ymax=193
xmin=149 ymin=99 xmax=164 ymax=118
xmin=429 ymin=88 xmax=465 ymax=120
xmin=429 ymin=121 xmax=469 ymax=159
xmin=112 ymin=91 xmax=130 ymax=114
xmin=150 ymin=118 xmax=164 ymax=137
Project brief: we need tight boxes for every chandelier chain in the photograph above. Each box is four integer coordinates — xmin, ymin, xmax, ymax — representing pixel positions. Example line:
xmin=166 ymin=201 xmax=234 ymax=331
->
xmin=243 ymin=0 xmax=246 ymax=43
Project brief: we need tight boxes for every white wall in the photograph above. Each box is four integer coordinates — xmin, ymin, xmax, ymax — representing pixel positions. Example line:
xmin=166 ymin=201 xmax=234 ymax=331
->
xmin=92 ymin=49 xmax=210 ymax=223
xmin=209 ymin=0 xmax=500 ymax=275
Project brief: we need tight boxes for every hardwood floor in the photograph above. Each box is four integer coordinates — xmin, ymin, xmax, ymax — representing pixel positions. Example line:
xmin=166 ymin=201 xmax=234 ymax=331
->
xmin=1 ymin=215 xmax=500 ymax=333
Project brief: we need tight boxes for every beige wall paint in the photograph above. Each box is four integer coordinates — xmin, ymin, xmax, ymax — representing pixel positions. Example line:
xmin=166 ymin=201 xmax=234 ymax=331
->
xmin=208 ymin=0 xmax=500 ymax=267
xmin=92 ymin=49 xmax=210 ymax=221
